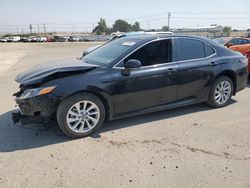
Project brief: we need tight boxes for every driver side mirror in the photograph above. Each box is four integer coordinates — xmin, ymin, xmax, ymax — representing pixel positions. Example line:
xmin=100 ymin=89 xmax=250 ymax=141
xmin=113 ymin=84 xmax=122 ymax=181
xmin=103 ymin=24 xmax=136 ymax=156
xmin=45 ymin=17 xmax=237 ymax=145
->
xmin=122 ymin=59 xmax=142 ymax=76
xmin=124 ymin=59 xmax=142 ymax=69
xmin=226 ymin=43 xmax=234 ymax=47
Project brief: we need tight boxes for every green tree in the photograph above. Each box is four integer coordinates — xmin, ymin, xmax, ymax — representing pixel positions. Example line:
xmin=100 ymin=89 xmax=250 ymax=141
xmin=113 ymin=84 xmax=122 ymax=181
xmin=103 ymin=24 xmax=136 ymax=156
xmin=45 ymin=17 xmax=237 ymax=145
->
xmin=113 ymin=19 xmax=131 ymax=32
xmin=92 ymin=18 xmax=107 ymax=35
xmin=105 ymin=27 xmax=114 ymax=35
xmin=247 ymin=29 xmax=250 ymax=32
xmin=223 ymin=26 xmax=232 ymax=37
xmin=131 ymin=21 xmax=140 ymax=31
xmin=162 ymin=25 xmax=169 ymax=31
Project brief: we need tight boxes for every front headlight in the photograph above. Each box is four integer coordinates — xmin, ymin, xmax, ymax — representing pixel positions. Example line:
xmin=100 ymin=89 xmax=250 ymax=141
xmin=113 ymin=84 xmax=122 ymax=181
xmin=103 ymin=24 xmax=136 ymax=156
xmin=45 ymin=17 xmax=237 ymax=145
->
xmin=20 ymin=86 xmax=56 ymax=100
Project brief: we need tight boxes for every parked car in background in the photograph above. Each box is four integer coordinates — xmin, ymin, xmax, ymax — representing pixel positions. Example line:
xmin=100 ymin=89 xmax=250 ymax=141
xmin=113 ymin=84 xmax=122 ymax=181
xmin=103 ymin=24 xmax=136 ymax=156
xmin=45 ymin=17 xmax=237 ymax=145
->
xmin=68 ymin=36 xmax=80 ymax=42
xmin=224 ymin=37 xmax=250 ymax=55
xmin=53 ymin=36 xmax=69 ymax=42
xmin=37 ymin=37 xmax=47 ymax=42
xmin=246 ymin=33 xmax=250 ymax=38
xmin=213 ymin=37 xmax=250 ymax=72
xmin=0 ymin=38 xmax=8 ymax=42
xmin=20 ymin=37 xmax=30 ymax=42
xmin=30 ymin=37 xmax=40 ymax=42
xmin=7 ymin=36 xmax=21 ymax=42
xmin=14 ymin=35 xmax=248 ymax=138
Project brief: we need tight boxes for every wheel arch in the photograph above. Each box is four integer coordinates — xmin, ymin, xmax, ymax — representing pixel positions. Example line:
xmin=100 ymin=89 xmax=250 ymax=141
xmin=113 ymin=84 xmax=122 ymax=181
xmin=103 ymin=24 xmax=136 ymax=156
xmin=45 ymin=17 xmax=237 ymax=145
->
xmin=59 ymin=89 xmax=113 ymax=120
xmin=215 ymin=70 xmax=237 ymax=95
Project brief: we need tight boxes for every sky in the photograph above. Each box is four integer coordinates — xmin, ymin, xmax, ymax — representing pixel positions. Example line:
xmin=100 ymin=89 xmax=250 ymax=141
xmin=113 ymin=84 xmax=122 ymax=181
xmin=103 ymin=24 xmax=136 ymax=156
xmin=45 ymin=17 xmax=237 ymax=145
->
xmin=0 ymin=0 xmax=249 ymax=33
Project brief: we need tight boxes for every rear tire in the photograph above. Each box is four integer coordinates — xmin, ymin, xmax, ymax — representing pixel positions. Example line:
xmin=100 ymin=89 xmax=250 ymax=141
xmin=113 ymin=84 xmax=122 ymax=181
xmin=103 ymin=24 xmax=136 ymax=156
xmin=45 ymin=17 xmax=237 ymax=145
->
xmin=57 ymin=93 xmax=105 ymax=138
xmin=207 ymin=76 xmax=234 ymax=108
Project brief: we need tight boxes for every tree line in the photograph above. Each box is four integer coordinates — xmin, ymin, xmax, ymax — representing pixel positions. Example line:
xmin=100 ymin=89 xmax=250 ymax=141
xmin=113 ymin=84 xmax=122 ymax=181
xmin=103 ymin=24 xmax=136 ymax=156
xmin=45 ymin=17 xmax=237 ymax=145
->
xmin=92 ymin=18 xmax=169 ymax=35
xmin=93 ymin=18 xmax=250 ymax=37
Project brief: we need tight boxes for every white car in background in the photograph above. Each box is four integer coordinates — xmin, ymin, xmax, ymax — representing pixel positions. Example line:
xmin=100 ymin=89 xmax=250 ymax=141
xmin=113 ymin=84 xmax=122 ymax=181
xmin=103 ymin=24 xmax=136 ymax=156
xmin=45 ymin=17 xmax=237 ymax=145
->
xmin=7 ymin=36 xmax=21 ymax=42
xmin=37 ymin=37 xmax=47 ymax=42
xmin=0 ymin=38 xmax=8 ymax=42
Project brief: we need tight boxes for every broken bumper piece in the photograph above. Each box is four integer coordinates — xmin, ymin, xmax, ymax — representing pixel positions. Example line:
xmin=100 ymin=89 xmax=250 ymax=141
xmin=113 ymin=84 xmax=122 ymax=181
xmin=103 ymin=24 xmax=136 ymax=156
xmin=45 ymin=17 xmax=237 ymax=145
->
xmin=15 ymin=95 xmax=60 ymax=117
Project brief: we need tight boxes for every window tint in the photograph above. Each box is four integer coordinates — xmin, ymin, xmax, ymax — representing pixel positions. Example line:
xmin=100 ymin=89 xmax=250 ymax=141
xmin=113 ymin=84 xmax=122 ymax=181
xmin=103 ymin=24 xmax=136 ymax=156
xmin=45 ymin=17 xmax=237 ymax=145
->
xmin=228 ymin=38 xmax=239 ymax=45
xmin=204 ymin=43 xmax=215 ymax=56
xmin=176 ymin=38 xmax=205 ymax=61
xmin=238 ymin=39 xmax=249 ymax=45
xmin=125 ymin=40 xmax=171 ymax=67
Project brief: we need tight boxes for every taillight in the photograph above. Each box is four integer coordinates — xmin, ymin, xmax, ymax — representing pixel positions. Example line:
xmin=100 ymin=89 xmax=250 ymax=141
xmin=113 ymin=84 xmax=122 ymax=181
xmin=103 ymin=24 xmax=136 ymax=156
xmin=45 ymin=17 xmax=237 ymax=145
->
xmin=246 ymin=54 xmax=250 ymax=60
xmin=245 ymin=52 xmax=250 ymax=60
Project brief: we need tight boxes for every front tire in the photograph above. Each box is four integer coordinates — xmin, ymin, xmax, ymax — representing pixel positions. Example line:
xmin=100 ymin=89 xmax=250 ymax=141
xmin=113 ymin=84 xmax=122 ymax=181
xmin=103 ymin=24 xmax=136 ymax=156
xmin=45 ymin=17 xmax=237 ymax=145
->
xmin=57 ymin=93 xmax=105 ymax=138
xmin=207 ymin=76 xmax=234 ymax=108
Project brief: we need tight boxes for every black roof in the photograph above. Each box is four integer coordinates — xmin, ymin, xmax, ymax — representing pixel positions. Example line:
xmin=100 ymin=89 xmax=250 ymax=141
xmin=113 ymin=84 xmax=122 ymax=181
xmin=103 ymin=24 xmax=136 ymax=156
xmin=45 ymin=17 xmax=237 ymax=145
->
xmin=119 ymin=34 xmax=227 ymax=50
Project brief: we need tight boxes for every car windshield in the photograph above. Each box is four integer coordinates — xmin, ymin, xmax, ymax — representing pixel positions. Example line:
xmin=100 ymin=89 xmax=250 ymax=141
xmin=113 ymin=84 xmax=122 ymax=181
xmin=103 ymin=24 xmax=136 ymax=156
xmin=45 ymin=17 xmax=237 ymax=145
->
xmin=82 ymin=38 xmax=140 ymax=67
xmin=213 ymin=38 xmax=229 ymax=45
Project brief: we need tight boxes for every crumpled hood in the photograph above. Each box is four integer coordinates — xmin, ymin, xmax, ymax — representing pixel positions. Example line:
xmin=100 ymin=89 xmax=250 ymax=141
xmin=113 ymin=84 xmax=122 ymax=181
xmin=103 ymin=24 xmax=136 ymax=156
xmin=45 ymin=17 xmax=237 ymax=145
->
xmin=15 ymin=59 xmax=98 ymax=86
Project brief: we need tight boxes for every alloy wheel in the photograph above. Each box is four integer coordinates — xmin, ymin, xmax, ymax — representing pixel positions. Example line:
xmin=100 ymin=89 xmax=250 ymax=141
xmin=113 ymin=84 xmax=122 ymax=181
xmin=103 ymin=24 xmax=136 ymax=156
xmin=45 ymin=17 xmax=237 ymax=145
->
xmin=66 ymin=100 xmax=100 ymax=133
xmin=214 ymin=81 xmax=232 ymax=105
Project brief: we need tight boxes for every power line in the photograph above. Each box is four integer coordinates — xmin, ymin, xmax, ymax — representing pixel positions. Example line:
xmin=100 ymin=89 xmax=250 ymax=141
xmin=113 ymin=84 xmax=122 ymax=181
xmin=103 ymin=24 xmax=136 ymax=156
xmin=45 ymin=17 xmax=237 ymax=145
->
xmin=172 ymin=16 xmax=250 ymax=20
xmin=0 ymin=11 xmax=249 ymax=27
xmin=172 ymin=11 xmax=250 ymax=14
xmin=0 ymin=11 xmax=250 ymax=33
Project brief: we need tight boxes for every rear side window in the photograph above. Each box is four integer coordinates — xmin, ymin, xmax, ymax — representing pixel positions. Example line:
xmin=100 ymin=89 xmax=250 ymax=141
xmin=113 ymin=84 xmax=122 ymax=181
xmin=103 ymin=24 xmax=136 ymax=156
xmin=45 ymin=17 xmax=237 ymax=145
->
xmin=176 ymin=38 xmax=215 ymax=61
xmin=204 ymin=43 xmax=215 ymax=57
xmin=238 ymin=39 xmax=250 ymax=45
xmin=176 ymin=38 xmax=205 ymax=61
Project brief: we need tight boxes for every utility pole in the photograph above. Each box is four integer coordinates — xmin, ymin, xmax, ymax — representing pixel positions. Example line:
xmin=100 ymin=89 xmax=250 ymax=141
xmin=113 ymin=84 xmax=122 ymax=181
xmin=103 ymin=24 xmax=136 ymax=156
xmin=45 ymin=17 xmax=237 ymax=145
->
xmin=29 ymin=24 xmax=33 ymax=34
xmin=147 ymin=21 xmax=150 ymax=31
xmin=16 ymin=28 xmax=18 ymax=35
xmin=37 ymin=24 xmax=40 ymax=34
xmin=167 ymin=12 xmax=171 ymax=31
xmin=43 ymin=24 xmax=46 ymax=36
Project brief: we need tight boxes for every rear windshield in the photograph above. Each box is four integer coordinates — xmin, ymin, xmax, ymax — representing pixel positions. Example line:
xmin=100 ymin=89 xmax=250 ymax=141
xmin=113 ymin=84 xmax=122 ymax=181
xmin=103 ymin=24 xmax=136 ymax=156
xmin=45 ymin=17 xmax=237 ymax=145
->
xmin=82 ymin=38 xmax=140 ymax=67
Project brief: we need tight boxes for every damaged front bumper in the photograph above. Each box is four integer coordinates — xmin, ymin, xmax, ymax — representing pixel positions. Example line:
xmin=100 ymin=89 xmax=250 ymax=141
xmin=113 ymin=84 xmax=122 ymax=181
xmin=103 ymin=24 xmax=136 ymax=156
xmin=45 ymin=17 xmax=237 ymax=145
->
xmin=15 ymin=94 xmax=60 ymax=117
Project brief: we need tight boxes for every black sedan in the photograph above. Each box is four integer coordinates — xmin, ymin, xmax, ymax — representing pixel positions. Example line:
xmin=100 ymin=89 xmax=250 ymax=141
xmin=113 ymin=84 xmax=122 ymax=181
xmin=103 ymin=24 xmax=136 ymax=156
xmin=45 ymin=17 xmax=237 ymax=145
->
xmin=14 ymin=35 xmax=248 ymax=138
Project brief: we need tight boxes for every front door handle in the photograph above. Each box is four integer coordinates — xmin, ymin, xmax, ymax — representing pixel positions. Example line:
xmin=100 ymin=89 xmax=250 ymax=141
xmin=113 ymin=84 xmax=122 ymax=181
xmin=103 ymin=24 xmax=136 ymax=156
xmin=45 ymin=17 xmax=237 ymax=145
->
xmin=167 ymin=68 xmax=177 ymax=72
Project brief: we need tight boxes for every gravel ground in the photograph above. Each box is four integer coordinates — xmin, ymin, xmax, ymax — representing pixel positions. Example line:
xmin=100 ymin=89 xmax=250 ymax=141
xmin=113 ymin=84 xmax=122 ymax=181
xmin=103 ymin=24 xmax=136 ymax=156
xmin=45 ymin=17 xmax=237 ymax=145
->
xmin=0 ymin=43 xmax=250 ymax=188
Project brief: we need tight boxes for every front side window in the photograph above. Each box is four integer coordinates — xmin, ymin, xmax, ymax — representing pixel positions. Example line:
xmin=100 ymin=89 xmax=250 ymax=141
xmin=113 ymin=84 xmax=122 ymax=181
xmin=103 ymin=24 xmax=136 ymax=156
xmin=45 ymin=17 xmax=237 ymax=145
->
xmin=227 ymin=38 xmax=239 ymax=45
xmin=176 ymin=38 xmax=206 ymax=61
xmin=123 ymin=40 xmax=172 ymax=67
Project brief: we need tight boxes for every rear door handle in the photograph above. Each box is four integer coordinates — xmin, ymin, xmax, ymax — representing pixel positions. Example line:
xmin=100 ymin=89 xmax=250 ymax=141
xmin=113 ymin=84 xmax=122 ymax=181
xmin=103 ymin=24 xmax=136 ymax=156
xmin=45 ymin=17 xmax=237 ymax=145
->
xmin=165 ymin=67 xmax=178 ymax=75
xmin=210 ymin=62 xmax=218 ymax=66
